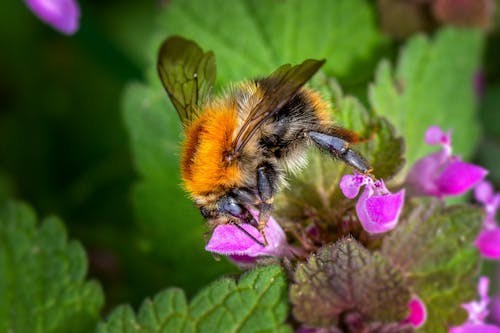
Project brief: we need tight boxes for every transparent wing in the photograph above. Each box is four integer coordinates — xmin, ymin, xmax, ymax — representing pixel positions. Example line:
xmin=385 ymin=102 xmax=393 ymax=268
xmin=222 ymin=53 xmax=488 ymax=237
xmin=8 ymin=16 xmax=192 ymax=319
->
xmin=157 ymin=36 xmax=216 ymax=129
xmin=233 ymin=59 xmax=325 ymax=153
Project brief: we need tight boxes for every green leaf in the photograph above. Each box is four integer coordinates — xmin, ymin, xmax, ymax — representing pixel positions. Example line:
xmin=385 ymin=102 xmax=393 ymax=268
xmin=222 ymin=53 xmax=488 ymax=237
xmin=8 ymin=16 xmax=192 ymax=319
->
xmin=324 ymin=78 xmax=405 ymax=179
xmin=381 ymin=200 xmax=483 ymax=332
xmin=151 ymin=0 xmax=387 ymax=86
xmin=479 ymin=83 xmax=500 ymax=139
xmin=98 ymin=265 xmax=291 ymax=333
xmin=369 ymin=28 xmax=484 ymax=174
xmin=290 ymin=238 xmax=411 ymax=327
xmin=97 ymin=288 xmax=189 ymax=333
xmin=0 ymin=201 xmax=104 ymax=333
xmin=477 ymin=84 xmax=500 ymax=184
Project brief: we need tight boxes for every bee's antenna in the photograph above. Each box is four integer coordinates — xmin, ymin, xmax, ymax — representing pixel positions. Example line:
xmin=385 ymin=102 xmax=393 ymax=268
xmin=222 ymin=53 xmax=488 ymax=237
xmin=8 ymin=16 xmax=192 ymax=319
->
xmin=232 ymin=223 xmax=266 ymax=247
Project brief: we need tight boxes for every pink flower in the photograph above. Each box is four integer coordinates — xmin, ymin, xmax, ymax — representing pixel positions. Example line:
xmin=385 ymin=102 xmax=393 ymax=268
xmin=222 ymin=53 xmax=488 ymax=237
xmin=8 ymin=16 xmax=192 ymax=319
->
xmin=407 ymin=126 xmax=487 ymax=198
xmin=450 ymin=324 xmax=500 ymax=333
xmin=473 ymin=180 xmax=500 ymax=259
xmin=205 ymin=213 xmax=291 ymax=259
xmin=463 ymin=277 xmax=490 ymax=324
xmin=340 ymin=174 xmax=405 ymax=234
xmin=402 ymin=296 xmax=427 ymax=328
xmin=25 ymin=0 xmax=80 ymax=35
xmin=492 ymin=293 xmax=500 ymax=325
xmin=475 ymin=228 xmax=500 ymax=259
xmin=450 ymin=277 xmax=500 ymax=333
xmin=474 ymin=180 xmax=500 ymax=230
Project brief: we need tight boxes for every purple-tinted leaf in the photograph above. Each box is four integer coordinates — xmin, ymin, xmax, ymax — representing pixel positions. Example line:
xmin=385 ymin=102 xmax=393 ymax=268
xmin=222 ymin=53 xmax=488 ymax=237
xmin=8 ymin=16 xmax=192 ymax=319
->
xmin=290 ymin=238 xmax=410 ymax=327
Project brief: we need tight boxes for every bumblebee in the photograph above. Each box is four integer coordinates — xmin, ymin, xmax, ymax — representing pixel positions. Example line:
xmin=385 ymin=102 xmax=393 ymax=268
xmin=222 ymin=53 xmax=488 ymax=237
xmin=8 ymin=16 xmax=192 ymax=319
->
xmin=157 ymin=36 xmax=370 ymax=245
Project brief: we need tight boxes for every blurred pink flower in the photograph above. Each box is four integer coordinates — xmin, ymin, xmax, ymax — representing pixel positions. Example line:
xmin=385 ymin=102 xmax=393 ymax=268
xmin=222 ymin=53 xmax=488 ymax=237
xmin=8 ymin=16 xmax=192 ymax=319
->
xmin=450 ymin=277 xmax=500 ymax=333
xmin=340 ymin=174 xmax=405 ymax=234
xmin=402 ymin=296 xmax=427 ymax=328
xmin=475 ymin=229 xmax=500 ymax=259
xmin=450 ymin=323 xmax=500 ymax=333
xmin=473 ymin=180 xmax=500 ymax=259
xmin=463 ymin=277 xmax=490 ymax=324
xmin=25 ymin=0 xmax=80 ymax=35
xmin=407 ymin=126 xmax=487 ymax=198
xmin=474 ymin=180 xmax=500 ymax=230
xmin=492 ymin=292 xmax=500 ymax=325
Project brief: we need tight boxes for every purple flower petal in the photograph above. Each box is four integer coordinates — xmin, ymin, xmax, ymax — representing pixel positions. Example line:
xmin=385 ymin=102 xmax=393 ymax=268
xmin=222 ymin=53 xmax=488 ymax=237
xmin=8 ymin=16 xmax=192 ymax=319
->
xmin=229 ymin=254 xmax=257 ymax=263
xmin=407 ymin=125 xmax=488 ymax=198
xmin=475 ymin=180 xmax=494 ymax=204
xmin=450 ymin=323 xmax=500 ymax=333
xmin=407 ymin=150 xmax=449 ymax=196
xmin=356 ymin=188 xmax=405 ymax=234
xmin=205 ymin=223 xmax=259 ymax=255
xmin=339 ymin=174 xmax=370 ymax=199
xmin=436 ymin=160 xmax=488 ymax=196
xmin=25 ymin=0 xmax=80 ymax=35
xmin=403 ymin=296 xmax=427 ymax=328
xmin=475 ymin=228 xmax=500 ymax=259
xmin=205 ymin=215 xmax=288 ymax=258
xmin=478 ymin=277 xmax=490 ymax=301
xmin=492 ymin=295 xmax=500 ymax=325
xmin=228 ymin=254 xmax=259 ymax=269
xmin=425 ymin=125 xmax=451 ymax=146
xmin=453 ymin=276 xmax=496 ymax=332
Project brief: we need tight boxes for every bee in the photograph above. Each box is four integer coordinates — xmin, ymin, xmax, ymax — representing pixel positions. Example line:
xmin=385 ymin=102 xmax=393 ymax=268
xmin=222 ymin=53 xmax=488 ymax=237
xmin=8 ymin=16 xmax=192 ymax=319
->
xmin=157 ymin=36 xmax=370 ymax=246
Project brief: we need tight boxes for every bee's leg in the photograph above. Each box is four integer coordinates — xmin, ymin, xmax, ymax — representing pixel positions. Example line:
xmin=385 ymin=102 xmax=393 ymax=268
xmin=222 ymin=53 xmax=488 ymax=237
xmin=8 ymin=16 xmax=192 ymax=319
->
xmin=257 ymin=163 xmax=277 ymax=246
xmin=231 ymin=187 xmax=259 ymax=206
xmin=308 ymin=131 xmax=371 ymax=174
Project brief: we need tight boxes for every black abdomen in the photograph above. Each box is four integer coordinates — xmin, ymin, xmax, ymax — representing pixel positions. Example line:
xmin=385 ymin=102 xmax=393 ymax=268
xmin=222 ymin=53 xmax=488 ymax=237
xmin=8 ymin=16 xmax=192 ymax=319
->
xmin=258 ymin=89 xmax=325 ymax=160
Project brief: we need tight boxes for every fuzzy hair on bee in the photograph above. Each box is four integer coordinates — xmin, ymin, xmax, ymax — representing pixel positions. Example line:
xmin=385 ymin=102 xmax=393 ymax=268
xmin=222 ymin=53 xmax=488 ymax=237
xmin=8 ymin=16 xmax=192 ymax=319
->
xmin=157 ymin=36 xmax=371 ymax=246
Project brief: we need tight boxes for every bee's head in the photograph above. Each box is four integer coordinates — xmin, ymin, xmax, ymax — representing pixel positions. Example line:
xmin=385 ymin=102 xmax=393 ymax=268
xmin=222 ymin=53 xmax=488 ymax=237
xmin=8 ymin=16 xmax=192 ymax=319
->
xmin=197 ymin=195 xmax=254 ymax=227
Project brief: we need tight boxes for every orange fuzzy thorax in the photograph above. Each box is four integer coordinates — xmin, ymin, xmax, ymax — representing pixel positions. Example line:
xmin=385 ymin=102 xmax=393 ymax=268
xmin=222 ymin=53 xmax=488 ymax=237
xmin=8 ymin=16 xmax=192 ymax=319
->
xmin=181 ymin=102 xmax=241 ymax=198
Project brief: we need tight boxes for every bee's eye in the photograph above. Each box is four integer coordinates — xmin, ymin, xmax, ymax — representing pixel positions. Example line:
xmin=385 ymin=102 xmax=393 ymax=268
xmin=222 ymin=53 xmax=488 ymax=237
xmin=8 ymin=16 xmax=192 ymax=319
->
xmin=219 ymin=197 xmax=247 ymax=219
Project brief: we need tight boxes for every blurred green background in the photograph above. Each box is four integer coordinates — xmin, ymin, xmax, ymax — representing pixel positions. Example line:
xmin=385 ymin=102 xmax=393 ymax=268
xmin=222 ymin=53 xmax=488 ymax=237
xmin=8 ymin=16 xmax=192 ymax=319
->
xmin=1 ymin=0 xmax=500 ymax=312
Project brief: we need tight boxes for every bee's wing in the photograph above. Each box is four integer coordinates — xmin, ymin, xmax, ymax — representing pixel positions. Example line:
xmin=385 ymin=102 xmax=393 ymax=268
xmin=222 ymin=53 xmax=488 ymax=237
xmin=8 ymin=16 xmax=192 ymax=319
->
xmin=233 ymin=59 xmax=325 ymax=154
xmin=157 ymin=36 xmax=216 ymax=129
